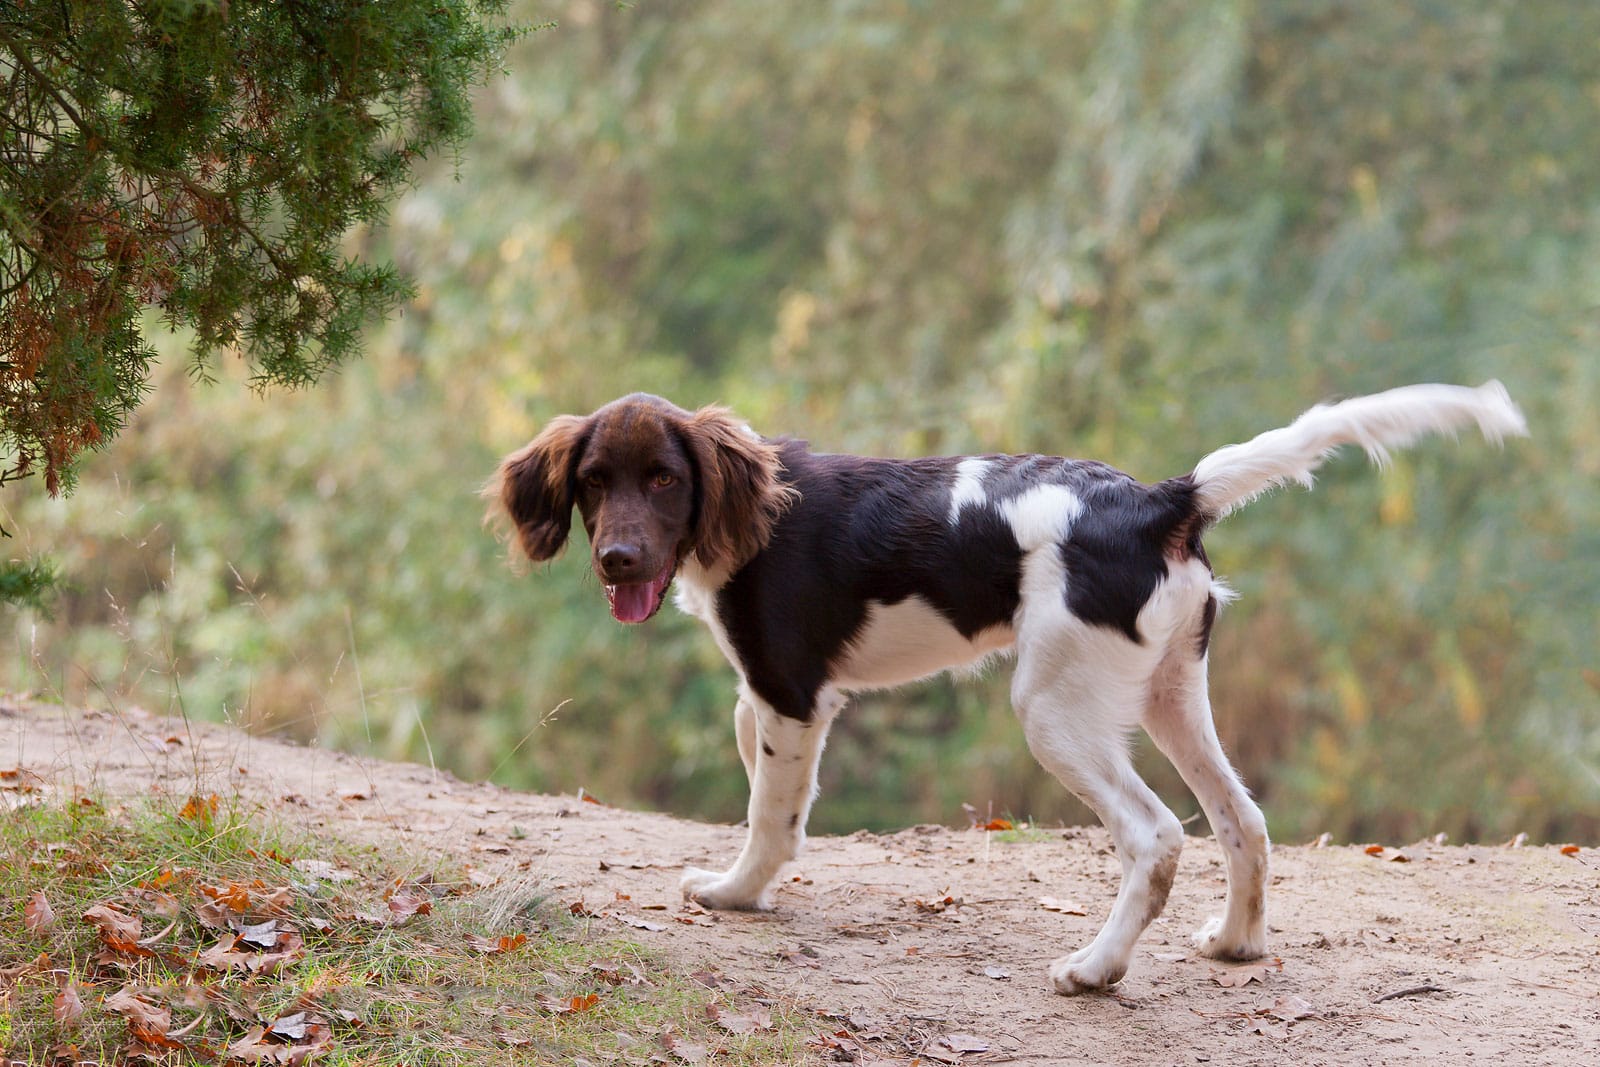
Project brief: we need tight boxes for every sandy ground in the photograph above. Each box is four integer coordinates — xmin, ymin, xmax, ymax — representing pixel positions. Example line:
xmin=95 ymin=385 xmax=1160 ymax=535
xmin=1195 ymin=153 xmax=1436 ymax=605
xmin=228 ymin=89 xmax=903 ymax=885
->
xmin=3 ymin=698 xmax=1597 ymax=1066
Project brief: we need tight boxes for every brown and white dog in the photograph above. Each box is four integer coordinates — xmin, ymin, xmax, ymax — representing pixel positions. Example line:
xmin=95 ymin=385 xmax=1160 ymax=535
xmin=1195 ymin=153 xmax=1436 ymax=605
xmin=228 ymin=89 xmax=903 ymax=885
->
xmin=486 ymin=383 xmax=1524 ymax=994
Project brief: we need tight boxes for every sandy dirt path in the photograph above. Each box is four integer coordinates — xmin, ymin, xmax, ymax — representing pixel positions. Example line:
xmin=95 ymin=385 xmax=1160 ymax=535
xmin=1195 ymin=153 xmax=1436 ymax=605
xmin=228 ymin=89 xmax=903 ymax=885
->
xmin=4 ymin=699 xmax=1596 ymax=1066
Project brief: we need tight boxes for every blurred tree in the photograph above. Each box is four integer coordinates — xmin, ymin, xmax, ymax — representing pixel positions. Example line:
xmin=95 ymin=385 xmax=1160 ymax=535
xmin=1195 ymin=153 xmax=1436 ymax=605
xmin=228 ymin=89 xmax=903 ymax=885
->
xmin=0 ymin=0 xmax=517 ymax=605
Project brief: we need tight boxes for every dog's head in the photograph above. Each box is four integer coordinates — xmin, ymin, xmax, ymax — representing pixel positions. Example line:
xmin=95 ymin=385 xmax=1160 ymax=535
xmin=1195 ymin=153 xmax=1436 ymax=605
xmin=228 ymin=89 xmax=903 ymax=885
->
xmin=486 ymin=393 xmax=792 ymax=623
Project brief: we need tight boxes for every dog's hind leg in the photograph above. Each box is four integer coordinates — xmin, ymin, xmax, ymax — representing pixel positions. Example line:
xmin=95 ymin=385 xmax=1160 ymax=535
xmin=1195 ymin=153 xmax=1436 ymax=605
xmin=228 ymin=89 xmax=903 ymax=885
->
xmin=1143 ymin=645 xmax=1270 ymax=960
xmin=1012 ymin=628 xmax=1184 ymax=994
xmin=682 ymin=687 xmax=843 ymax=910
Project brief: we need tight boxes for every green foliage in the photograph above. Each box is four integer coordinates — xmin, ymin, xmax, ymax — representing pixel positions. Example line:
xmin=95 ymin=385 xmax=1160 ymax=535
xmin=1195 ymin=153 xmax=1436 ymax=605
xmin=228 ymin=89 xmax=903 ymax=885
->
xmin=3 ymin=0 xmax=1597 ymax=843
xmin=0 ymin=557 xmax=55 ymax=614
xmin=0 ymin=0 xmax=518 ymax=506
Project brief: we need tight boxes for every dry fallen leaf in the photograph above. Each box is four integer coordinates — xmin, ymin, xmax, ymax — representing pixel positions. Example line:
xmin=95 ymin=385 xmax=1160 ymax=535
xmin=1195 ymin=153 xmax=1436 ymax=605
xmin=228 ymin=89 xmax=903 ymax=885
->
xmin=941 ymin=1033 xmax=990 ymax=1053
xmin=709 ymin=1005 xmax=773 ymax=1035
xmin=1364 ymin=844 xmax=1385 ymax=856
xmin=291 ymin=858 xmax=356 ymax=883
xmin=911 ymin=895 xmax=959 ymax=914
xmin=198 ymin=927 xmax=306 ymax=975
xmin=384 ymin=890 xmax=433 ymax=924
xmin=982 ymin=965 xmax=1011 ymax=980
xmin=777 ymin=946 xmax=821 ymax=969
xmin=1264 ymin=993 xmax=1318 ymax=1023
xmin=590 ymin=959 xmax=648 ymax=986
xmin=227 ymin=1011 xmax=333 ymax=1064
xmin=922 ymin=1032 xmax=992 ymax=1061
xmin=103 ymin=987 xmax=173 ymax=1037
xmin=535 ymin=992 xmax=601 ymax=1015
xmin=1036 ymin=896 xmax=1087 ymax=915
xmin=1560 ymin=844 xmax=1581 ymax=856
xmin=198 ymin=881 xmax=253 ymax=914
xmin=82 ymin=902 xmax=143 ymax=948
xmin=0 ymin=767 xmax=45 ymax=792
xmin=1210 ymin=958 xmax=1284 ymax=988
xmin=129 ymin=887 xmax=182 ymax=919
xmin=178 ymin=794 xmax=219 ymax=822
xmin=616 ymin=914 xmax=667 ymax=932
xmin=465 ymin=932 xmax=528 ymax=955
xmin=53 ymin=983 xmax=85 ymax=1028
xmin=24 ymin=891 xmax=55 ymax=934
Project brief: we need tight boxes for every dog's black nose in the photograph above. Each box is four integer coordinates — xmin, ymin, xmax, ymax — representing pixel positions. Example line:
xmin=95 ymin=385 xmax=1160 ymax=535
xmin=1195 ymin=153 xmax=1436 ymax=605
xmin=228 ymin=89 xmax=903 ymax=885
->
xmin=598 ymin=543 xmax=642 ymax=576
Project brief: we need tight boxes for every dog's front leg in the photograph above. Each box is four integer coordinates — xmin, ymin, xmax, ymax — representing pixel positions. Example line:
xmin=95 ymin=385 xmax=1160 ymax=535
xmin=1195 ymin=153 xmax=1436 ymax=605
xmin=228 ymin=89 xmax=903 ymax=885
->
xmin=733 ymin=696 xmax=758 ymax=787
xmin=682 ymin=690 xmax=841 ymax=910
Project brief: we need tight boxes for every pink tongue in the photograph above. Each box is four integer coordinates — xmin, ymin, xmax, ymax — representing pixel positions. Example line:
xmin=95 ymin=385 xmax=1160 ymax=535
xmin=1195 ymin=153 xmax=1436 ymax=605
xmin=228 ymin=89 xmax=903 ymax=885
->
xmin=608 ymin=581 xmax=659 ymax=624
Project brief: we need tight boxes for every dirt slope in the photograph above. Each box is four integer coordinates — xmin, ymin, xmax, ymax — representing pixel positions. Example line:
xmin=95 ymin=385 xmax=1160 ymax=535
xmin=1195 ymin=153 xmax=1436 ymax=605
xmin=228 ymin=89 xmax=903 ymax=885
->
xmin=4 ymin=700 xmax=1596 ymax=1066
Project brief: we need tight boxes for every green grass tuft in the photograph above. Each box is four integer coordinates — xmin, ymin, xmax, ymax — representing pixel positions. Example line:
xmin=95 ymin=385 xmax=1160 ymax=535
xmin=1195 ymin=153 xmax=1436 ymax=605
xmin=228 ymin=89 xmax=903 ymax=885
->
xmin=0 ymin=793 xmax=817 ymax=1065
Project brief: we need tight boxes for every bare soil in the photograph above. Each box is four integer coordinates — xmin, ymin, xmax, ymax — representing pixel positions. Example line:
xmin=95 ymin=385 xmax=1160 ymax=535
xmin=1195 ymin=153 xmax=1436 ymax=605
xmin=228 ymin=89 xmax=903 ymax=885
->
xmin=4 ymin=699 xmax=1596 ymax=1066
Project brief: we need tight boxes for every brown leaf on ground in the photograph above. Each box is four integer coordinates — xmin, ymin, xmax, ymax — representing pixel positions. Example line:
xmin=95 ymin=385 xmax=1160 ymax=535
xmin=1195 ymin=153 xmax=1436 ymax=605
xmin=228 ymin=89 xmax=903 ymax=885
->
xmin=535 ymin=992 xmax=601 ymax=1015
xmin=198 ymin=882 xmax=253 ymax=914
xmin=194 ymin=898 xmax=234 ymax=929
xmin=921 ymin=1032 xmax=992 ymax=1062
xmin=911 ymin=894 xmax=960 ymax=914
xmin=83 ymin=902 xmax=144 ymax=950
xmin=103 ymin=987 xmax=175 ymax=1040
xmin=0 ymin=767 xmax=45 ymax=792
xmin=465 ymin=932 xmax=528 ymax=955
xmin=356 ymin=889 xmax=432 ymax=927
xmin=708 ymin=1004 xmax=772 ymax=1034
xmin=24 ymin=891 xmax=55 ymax=933
xmin=657 ymin=1029 xmax=710 ymax=1064
xmin=1263 ymin=993 xmax=1318 ymax=1023
xmin=777 ymin=946 xmax=821 ymax=968
xmin=52 ymin=983 xmax=85 ymax=1027
xmin=234 ymin=919 xmax=285 ymax=949
xmin=227 ymin=1012 xmax=333 ymax=1065
xmin=590 ymin=959 xmax=648 ymax=986
xmin=179 ymin=794 xmax=219 ymax=822
xmin=616 ymin=914 xmax=666 ymax=932
xmin=1 ymin=952 xmax=50 ymax=990
xmin=1037 ymin=896 xmax=1087 ymax=915
xmin=128 ymin=888 xmax=182 ymax=918
xmin=198 ymin=928 xmax=305 ymax=975
xmin=1210 ymin=958 xmax=1285 ymax=988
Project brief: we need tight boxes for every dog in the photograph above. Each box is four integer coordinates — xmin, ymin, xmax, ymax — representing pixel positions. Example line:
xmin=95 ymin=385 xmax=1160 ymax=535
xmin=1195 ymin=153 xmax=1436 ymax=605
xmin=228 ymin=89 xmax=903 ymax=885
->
xmin=486 ymin=382 xmax=1525 ymax=993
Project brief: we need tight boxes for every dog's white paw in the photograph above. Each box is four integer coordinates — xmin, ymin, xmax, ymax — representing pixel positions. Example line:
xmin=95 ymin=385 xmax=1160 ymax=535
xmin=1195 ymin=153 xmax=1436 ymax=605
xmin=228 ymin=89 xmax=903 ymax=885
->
xmin=1192 ymin=915 xmax=1267 ymax=960
xmin=680 ymin=867 xmax=773 ymax=911
xmin=1048 ymin=947 xmax=1127 ymax=995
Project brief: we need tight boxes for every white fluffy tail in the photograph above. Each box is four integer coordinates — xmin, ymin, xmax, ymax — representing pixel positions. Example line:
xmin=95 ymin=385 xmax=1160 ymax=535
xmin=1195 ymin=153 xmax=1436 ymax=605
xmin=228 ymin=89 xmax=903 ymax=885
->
xmin=1191 ymin=381 xmax=1528 ymax=520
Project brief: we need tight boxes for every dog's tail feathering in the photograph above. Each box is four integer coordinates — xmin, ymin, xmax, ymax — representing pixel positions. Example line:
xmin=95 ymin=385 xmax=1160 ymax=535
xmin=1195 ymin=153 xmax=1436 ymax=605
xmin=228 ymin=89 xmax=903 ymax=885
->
xmin=1190 ymin=381 xmax=1528 ymax=521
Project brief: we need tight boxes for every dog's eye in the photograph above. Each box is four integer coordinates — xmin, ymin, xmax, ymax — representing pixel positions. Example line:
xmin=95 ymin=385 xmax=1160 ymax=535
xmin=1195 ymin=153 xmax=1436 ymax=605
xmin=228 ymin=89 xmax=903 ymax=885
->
xmin=582 ymin=473 xmax=603 ymax=490
xmin=651 ymin=472 xmax=677 ymax=489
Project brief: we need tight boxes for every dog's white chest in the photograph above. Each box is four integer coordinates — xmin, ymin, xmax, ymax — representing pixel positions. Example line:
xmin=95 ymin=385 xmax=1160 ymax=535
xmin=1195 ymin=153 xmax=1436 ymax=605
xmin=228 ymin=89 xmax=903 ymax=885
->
xmin=831 ymin=596 xmax=1014 ymax=691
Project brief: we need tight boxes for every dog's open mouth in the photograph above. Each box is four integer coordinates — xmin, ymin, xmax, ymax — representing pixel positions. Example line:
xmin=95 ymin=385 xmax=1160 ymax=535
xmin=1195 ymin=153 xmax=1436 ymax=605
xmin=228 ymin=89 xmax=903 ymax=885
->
xmin=604 ymin=559 xmax=676 ymax=624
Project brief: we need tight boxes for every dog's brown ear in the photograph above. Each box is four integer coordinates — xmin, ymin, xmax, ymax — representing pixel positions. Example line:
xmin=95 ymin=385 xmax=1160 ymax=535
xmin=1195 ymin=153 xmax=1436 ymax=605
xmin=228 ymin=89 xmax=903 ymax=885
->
xmin=484 ymin=414 xmax=589 ymax=564
xmin=682 ymin=406 xmax=795 ymax=573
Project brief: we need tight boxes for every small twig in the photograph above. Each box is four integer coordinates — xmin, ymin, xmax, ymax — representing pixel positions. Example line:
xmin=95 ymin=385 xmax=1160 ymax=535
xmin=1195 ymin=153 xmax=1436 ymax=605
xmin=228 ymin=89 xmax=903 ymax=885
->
xmin=1372 ymin=983 xmax=1447 ymax=1003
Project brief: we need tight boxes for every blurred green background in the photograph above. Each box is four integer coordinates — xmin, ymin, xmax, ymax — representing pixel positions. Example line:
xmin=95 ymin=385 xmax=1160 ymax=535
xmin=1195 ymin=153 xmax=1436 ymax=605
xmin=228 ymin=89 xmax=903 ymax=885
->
xmin=4 ymin=0 xmax=1596 ymax=843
